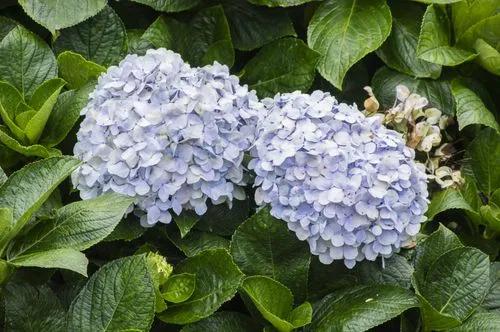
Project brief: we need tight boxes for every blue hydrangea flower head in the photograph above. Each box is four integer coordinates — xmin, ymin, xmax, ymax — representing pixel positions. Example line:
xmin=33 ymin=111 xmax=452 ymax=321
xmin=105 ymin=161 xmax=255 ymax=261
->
xmin=249 ymin=91 xmax=429 ymax=268
xmin=72 ymin=49 xmax=264 ymax=226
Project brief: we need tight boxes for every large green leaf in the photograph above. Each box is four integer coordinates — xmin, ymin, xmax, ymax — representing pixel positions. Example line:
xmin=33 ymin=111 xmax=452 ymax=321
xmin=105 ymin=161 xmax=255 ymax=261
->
xmin=474 ymin=38 xmax=500 ymax=76
xmin=130 ymin=0 xmax=200 ymax=12
xmin=24 ymin=78 xmax=66 ymax=144
xmin=452 ymin=80 xmax=499 ymax=131
xmin=166 ymin=228 xmax=230 ymax=257
xmin=0 ymin=16 xmax=16 ymax=40
xmin=354 ymin=254 xmax=414 ymax=289
xmin=57 ymin=51 xmax=105 ymax=89
xmin=242 ymin=276 xmax=312 ymax=332
xmin=457 ymin=14 xmax=500 ymax=49
xmin=307 ymin=0 xmax=392 ymax=89
xmin=9 ymin=248 xmax=88 ymax=276
xmin=40 ymin=83 xmax=93 ymax=147
xmin=231 ymin=208 xmax=311 ymax=303
xmin=0 ymin=126 xmax=61 ymax=158
xmin=414 ymin=247 xmax=490 ymax=328
xmin=248 ymin=0 xmax=319 ymax=6
xmin=483 ymin=262 xmax=500 ymax=310
xmin=417 ymin=4 xmax=476 ymax=66
xmin=221 ymin=0 xmax=296 ymax=51
xmin=54 ymin=6 xmax=127 ymax=67
xmin=7 ymin=193 xmax=133 ymax=258
xmin=241 ymin=37 xmax=320 ymax=97
xmin=195 ymin=199 xmax=249 ymax=236
xmin=68 ymin=255 xmax=155 ymax=331
xmin=174 ymin=211 xmax=199 ymax=238
xmin=0 ymin=81 xmax=26 ymax=142
xmin=0 ymin=26 xmax=57 ymax=97
xmin=426 ymin=187 xmax=477 ymax=220
xmin=449 ymin=312 xmax=500 ymax=332
xmin=18 ymin=0 xmax=107 ymax=34
xmin=0 ymin=156 xmax=80 ymax=238
xmin=158 ymin=249 xmax=244 ymax=324
xmin=162 ymin=273 xmax=196 ymax=303
xmin=372 ymin=66 xmax=455 ymax=115
xmin=452 ymin=0 xmax=499 ymax=40
xmin=467 ymin=128 xmax=500 ymax=195
xmin=181 ymin=311 xmax=260 ymax=332
xmin=309 ymin=285 xmax=419 ymax=332
xmin=4 ymin=282 xmax=66 ymax=331
xmin=376 ymin=2 xmax=441 ymax=78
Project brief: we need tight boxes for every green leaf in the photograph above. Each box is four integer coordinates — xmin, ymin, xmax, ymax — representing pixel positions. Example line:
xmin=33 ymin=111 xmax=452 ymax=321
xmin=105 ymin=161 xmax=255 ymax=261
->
xmin=414 ymin=247 xmax=490 ymax=328
xmin=57 ymin=51 xmax=105 ymax=89
xmin=68 ymin=255 xmax=156 ymax=331
xmin=415 ymin=294 xmax=461 ymax=331
xmin=0 ymin=25 xmax=57 ymax=97
xmin=467 ymin=128 xmax=500 ymax=195
xmin=241 ymin=37 xmax=320 ymax=97
xmin=0 ymin=156 xmax=79 ymax=240
xmin=166 ymin=228 xmax=230 ymax=257
xmin=452 ymin=80 xmax=499 ymax=131
xmin=181 ymin=311 xmax=260 ymax=332
xmin=355 ymin=254 xmax=414 ymax=289
xmin=452 ymin=0 xmax=499 ymax=40
xmin=144 ymin=6 xmax=234 ymax=67
xmin=307 ymin=0 xmax=392 ymax=89
xmin=483 ymin=262 xmax=500 ymax=310
xmin=158 ymin=249 xmax=244 ymax=324
xmin=0 ymin=165 xmax=7 ymax=186
xmin=18 ymin=0 xmax=107 ymax=34
xmin=480 ymin=189 xmax=500 ymax=232
xmin=130 ymin=0 xmax=200 ymax=12
xmin=0 ymin=81 xmax=26 ymax=142
xmin=7 ymin=193 xmax=133 ymax=258
xmin=127 ymin=29 xmax=153 ymax=56
xmin=0 ymin=207 xmax=13 ymax=240
xmin=372 ymin=66 xmax=455 ymax=115
xmin=231 ymin=208 xmax=311 ymax=303
xmin=0 ymin=126 xmax=61 ymax=158
xmin=9 ymin=248 xmax=88 ymax=276
xmin=40 ymin=83 xmax=93 ymax=147
xmin=145 ymin=251 xmax=173 ymax=313
xmin=174 ymin=211 xmax=199 ymax=238
xmin=412 ymin=0 xmax=463 ymax=3
xmin=376 ymin=2 xmax=441 ymax=79
xmin=221 ymin=0 xmax=296 ymax=51
xmin=105 ymin=215 xmax=146 ymax=242
xmin=195 ymin=199 xmax=249 ymax=236
xmin=24 ymin=78 xmax=66 ymax=144
xmin=248 ymin=0 xmax=319 ymax=6
xmin=457 ymin=14 xmax=500 ymax=50
xmin=449 ymin=312 xmax=500 ymax=332
xmin=474 ymin=38 xmax=500 ymax=76
xmin=162 ymin=273 xmax=196 ymax=303
xmin=309 ymin=285 xmax=419 ymax=332
xmin=241 ymin=276 xmax=312 ymax=332
xmin=4 ymin=282 xmax=67 ymax=331
xmin=54 ymin=6 xmax=127 ymax=67
xmin=417 ymin=4 xmax=476 ymax=66
xmin=0 ymin=16 xmax=16 ymax=40
xmin=426 ymin=187 xmax=477 ymax=220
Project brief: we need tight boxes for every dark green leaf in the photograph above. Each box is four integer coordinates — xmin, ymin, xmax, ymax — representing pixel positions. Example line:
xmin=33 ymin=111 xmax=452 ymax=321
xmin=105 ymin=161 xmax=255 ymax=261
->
xmin=426 ymin=187 xmax=476 ymax=220
xmin=195 ymin=199 xmax=249 ymax=236
xmin=417 ymin=4 xmax=476 ymax=66
xmin=54 ymin=6 xmax=127 ymax=67
xmin=68 ymin=255 xmax=156 ymax=331
xmin=57 ymin=51 xmax=105 ymax=89
xmin=0 ymin=25 xmax=57 ymax=97
xmin=248 ymin=0 xmax=319 ymax=6
xmin=158 ymin=249 xmax=244 ymax=324
xmin=355 ymin=254 xmax=414 ymax=289
xmin=181 ymin=311 xmax=260 ymax=332
xmin=221 ymin=0 xmax=296 ymax=51
xmin=467 ymin=128 xmax=500 ymax=195
xmin=162 ymin=273 xmax=196 ymax=303
xmin=376 ymin=2 xmax=441 ymax=78
xmin=174 ymin=211 xmax=199 ymax=238
xmin=0 ymin=16 xmax=16 ymax=40
xmin=449 ymin=312 xmax=500 ymax=332
xmin=309 ymin=285 xmax=419 ymax=332
xmin=241 ymin=37 xmax=320 ymax=97
xmin=0 ymin=165 xmax=7 ymax=186
xmin=231 ymin=208 xmax=311 ymax=303
xmin=372 ymin=66 xmax=455 ymax=115
xmin=483 ymin=262 xmax=500 ymax=311
xmin=166 ymin=228 xmax=230 ymax=257
xmin=130 ymin=0 xmax=200 ymax=12
xmin=307 ymin=0 xmax=392 ymax=89
xmin=105 ymin=216 xmax=146 ymax=242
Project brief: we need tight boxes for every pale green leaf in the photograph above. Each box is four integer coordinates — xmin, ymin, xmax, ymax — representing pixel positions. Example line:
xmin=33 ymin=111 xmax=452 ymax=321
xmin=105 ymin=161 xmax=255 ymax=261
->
xmin=309 ymin=285 xmax=419 ymax=332
xmin=9 ymin=248 xmax=88 ymax=276
xmin=241 ymin=37 xmax=320 ymax=97
xmin=0 ymin=25 xmax=57 ymax=97
xmin=162 ymin=273 xmax=196 ymax=303
xmin=0 ymin=165 xmax=7 ymax=186
xmin=457 ymin=14 xmax=500 ymax=50
xmin=452 ymin=80 xmax=499 ymax=131
xmin=0 ymin=81 xmax=26 ymax=142
xmin=57 ymin=51 xmax=105 ymax=89
xmin=158 ymin=249 xmax=244 ymax=324
xmin=452 ymin=0 xmax=499 ymax=40
xmin=307 ymin=0 xmax=392 ymax=89
xmin=0 ymin=126 xmax=61 ymax=158
xmin=68 ymin=255 xmax=156 ymax=331
xmin=231 ymin=208 xmax=311 ymax=303
xmin=18 ymin=0 xmax=107 ymax=34
xmin=412 ymin=0 xmax=463 ymax=3
xmin=467 ymin=128 xmax=500 ymax=194
xmin=417 ymin=4 xmax=476 ymax=66
xmin=474 ymin=38 xmax=500 ymax=76
xmin=54 ymin=6 xmax=127 ymax=67
xmin=376 ymin=2 xmax=441 ymax=78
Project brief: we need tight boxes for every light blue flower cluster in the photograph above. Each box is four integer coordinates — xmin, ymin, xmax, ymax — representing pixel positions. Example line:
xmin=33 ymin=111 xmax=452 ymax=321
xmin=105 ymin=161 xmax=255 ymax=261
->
xmin=249 ymin=91 xmax=429 ymax=268
xmin=72 ymin=49 xmax=263 ymax=226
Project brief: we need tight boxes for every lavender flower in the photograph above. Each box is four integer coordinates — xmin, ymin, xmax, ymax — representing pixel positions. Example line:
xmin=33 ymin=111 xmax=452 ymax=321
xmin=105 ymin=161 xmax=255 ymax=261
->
xmin=72 ymin=49 xmax=263 ymax=226
xmin=249 ymin=91 xmax=429 ymax=268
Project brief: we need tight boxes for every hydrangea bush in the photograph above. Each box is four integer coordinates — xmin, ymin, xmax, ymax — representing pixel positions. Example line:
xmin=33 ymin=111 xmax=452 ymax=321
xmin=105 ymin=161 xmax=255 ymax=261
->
xmin=0 ymin=1 xmax=498 ymax=331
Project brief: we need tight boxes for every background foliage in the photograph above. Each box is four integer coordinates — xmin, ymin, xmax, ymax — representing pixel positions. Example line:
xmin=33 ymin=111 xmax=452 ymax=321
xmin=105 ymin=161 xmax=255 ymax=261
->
xmin=0 ymin=0 xmax=499 ymax=331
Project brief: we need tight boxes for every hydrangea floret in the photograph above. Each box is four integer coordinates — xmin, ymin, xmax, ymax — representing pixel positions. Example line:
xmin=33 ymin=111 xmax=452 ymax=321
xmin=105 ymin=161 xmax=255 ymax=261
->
xmin=249 ymin=91 xmax=429 ymax=268
xmin=72 ymin=49 xmax=263 ymax=226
